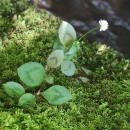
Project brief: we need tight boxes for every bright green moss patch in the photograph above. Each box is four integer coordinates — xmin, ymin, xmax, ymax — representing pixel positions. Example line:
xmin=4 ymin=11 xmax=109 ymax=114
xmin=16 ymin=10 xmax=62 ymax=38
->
xmin=0 ymin=0 xmax=29 ymax=37
xmin=0 ymin=2 xmax=130 ymax=130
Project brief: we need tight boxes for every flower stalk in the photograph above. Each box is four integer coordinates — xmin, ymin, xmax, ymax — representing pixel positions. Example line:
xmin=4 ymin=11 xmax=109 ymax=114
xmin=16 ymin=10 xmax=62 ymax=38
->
xmin=78 ymin=20 xmax=108 ymax=41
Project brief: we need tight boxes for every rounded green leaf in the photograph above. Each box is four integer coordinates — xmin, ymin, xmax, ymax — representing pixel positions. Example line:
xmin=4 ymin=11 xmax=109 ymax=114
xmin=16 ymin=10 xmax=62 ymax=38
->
xmin=61 ymin=60 xmax=76 ymax=76
xmin=58 ymin=21 xmax=76 ymax=47
xmin=18 ymin=93 xmax=36 ymax=107
xmin=47 ymin=50 xmax=64 ymax=68
xmin=3 ymin=81 xmax=25 ymax=97
xmin=41 ymin=85 xmax=72 ymax=105
xmin=17 ymin=62 xmax=46 ymax=87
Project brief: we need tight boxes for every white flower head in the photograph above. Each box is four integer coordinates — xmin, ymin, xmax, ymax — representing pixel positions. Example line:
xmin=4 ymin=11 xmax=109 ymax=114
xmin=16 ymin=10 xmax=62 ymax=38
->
xmin=99 ymin=20 xmax=108 ymax=31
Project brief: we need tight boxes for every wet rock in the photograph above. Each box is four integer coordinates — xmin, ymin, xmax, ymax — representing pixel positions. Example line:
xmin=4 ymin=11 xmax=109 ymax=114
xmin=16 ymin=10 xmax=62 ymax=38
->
xmin=31 ymin=0 xmax=130 ymax=58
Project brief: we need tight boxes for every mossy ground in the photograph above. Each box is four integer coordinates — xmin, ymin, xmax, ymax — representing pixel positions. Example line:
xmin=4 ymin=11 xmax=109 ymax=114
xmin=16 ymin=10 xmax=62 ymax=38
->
xmin=0 ymin=1 xmax=130 ymax=130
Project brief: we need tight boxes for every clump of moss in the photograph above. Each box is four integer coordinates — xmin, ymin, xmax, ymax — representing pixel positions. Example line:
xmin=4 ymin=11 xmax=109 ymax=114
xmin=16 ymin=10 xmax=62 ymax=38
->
xmin=0 ymin=3 xmax=130 ymax=130
xmin=0 ymin=0 xmax=29 ymax=37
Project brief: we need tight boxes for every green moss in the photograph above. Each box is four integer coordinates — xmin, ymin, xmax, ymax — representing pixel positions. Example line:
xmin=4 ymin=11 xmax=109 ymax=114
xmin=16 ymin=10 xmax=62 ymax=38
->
xmin=0 ymin=3 xmax=130 ymax=130
xmin=0 ymin=0 xmax=29 ymax=36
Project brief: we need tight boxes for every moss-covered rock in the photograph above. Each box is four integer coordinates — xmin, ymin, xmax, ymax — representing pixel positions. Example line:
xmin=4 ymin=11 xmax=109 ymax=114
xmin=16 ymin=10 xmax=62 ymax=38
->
xmin=0 ymin=2 xmax=130 ymax=130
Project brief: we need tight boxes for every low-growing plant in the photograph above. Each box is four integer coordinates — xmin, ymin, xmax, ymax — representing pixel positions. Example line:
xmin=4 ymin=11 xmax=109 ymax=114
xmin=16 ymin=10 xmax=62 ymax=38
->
xmin=2 ymin=21 xmax=79 ymax=107
xmin=3 ymin=19 xmax=109 ymax=107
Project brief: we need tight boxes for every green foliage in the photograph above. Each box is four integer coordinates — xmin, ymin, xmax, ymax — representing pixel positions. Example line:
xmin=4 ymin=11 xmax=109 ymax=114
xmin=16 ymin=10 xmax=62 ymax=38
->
xmin=48 ymin=21 xmax=78 ymax=76
xmin=0 ymin=3 xmax=130 ymax=130
xmin=18 ymin=62 xmax=46 ymax=87
xmin=53 ymin=38 xmax=64 ymax=51
xmin=41 ymin=85 xmax=72 ymax=105
xmin=64 ymin=41 xmax=80 ymax=60
xmin=61 ymin=60 xmax=76 ymax=76
xmin=58 ymin=21 xmax=76 ymax=47
xmin=45 ymin=75 xmax=54 ymax=84
xmin=47 ymin=50 xmax=64 ymax=68
xmin=2 ymin=20 xmax=75 ymax=107
xmin=18 ymin=93 xmax=36 ymax=107
xmin=3 ymin=81 xmax=25 ymax=97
